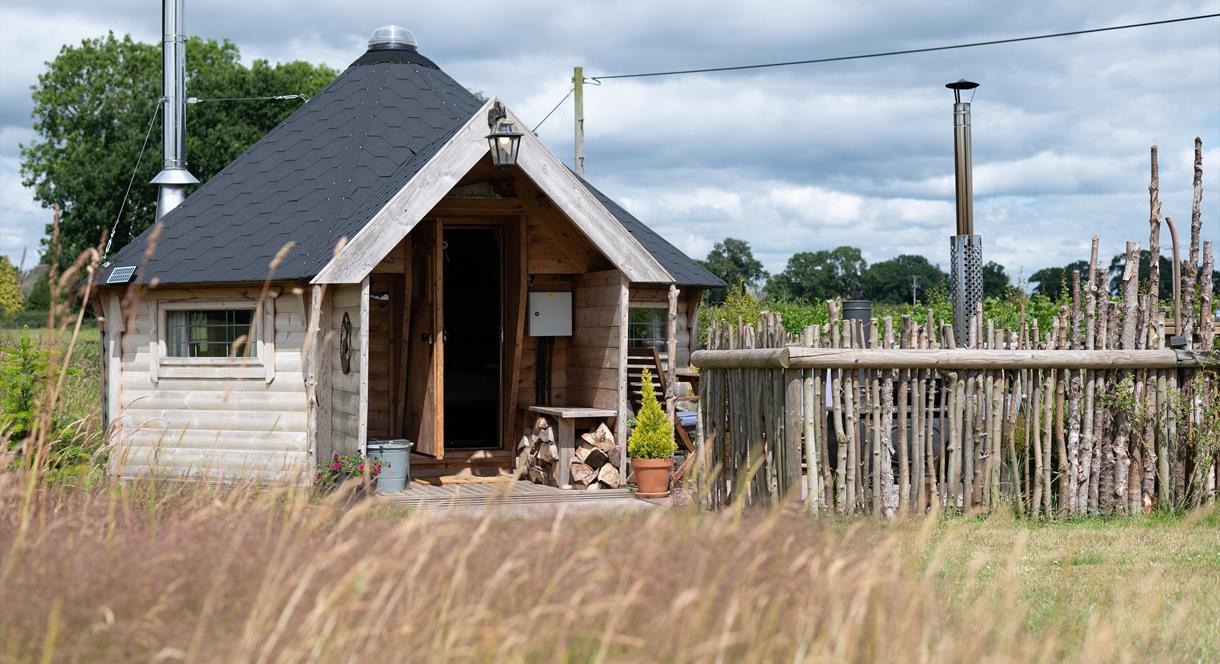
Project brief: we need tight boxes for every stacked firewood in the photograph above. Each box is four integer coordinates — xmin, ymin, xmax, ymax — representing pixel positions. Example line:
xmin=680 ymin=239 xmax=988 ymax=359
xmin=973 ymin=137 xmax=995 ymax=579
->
xmin=518 ymin=418 xmax=622 ymax=489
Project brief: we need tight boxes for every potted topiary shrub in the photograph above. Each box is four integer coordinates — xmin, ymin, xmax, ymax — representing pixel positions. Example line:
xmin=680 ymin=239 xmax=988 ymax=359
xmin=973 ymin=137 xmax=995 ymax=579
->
xmin=628 ymin=367 xmax=678 ymax=498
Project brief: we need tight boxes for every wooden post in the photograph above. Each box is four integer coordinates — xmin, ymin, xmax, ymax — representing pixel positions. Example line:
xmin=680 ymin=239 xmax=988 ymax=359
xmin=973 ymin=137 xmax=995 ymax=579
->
xmin=359 ymin=276 xmax=371 ymax=457
xmin=784 ymin=369 xmax=803 ymax=502
xmin=897 ymin=316 xmax=912 ymax=513
xmin=1182 ymin=138 xmax=1203 ymax=346
xmin=1201 ymin=242 xmax=1215 ymax=349
xmin=615 ymin=275 xmax=629 ymax=485
xmin=666 ymin=284 xmax=679 ymax=423
xmin=573 ymin=66 xmax=585 ymax=177
xmin=881 ymin=317 xmax=896 ymax=517
xmin=802 ymin=327 xmax=820 ymax=513
xmin=103 ymin=294 xmax=124 ymax=451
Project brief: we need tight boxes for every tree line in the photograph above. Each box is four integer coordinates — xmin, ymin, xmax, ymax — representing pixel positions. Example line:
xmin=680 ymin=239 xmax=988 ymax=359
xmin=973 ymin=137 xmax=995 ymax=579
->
xmin=698 ymin=238 xmax=1220 ymax=305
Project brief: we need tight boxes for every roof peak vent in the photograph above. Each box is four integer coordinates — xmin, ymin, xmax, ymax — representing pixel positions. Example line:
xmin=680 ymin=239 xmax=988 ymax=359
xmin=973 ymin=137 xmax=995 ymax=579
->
xmin=368 ymin=25 xmax=418 ymax=51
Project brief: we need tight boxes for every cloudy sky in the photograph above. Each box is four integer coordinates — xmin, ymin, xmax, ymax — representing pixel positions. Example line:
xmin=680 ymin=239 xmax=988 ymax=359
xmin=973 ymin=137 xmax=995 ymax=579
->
xmin=1 ymin=1 xmax=1217 ymax=281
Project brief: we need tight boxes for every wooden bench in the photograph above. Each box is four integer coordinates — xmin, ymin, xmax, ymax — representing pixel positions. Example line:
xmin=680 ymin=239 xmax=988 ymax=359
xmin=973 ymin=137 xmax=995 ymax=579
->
xmin=528 ymin=405 xmax=618 ymax=488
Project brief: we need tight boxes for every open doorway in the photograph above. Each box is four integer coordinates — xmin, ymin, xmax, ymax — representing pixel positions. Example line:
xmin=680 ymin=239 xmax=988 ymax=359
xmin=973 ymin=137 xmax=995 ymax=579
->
xmin=442 ymin=226 xmax=502 ymax=450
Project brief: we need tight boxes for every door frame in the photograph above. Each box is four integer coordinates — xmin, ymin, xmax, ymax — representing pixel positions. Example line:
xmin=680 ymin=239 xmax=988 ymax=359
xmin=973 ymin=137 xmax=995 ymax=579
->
xmin=408 ymin=215 xmax=524 ymax=461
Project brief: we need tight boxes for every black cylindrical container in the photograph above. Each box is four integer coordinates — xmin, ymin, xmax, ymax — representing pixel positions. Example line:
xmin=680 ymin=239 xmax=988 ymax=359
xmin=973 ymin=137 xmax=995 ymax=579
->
xmin=842 ymin=299 xmax=873 ymax=348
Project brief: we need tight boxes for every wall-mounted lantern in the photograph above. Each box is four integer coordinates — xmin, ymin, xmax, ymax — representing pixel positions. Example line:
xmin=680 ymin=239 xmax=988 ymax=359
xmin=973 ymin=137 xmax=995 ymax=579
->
xmin=486 ymin=101 xmax=523 ymax=168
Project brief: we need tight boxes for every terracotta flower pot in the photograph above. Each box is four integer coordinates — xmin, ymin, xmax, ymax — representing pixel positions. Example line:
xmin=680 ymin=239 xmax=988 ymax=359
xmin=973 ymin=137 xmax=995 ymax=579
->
xmin=632 ymin=457 xmax=673 ymax=498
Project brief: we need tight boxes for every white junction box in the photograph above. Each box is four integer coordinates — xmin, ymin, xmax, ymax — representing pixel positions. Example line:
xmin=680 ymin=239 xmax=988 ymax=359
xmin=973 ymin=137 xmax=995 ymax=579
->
xmin=528 ymin=291 xmax=572 ymax=336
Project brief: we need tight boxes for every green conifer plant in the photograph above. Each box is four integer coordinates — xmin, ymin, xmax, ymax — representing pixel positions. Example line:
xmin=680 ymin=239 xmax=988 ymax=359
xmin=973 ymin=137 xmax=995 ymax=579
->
xmin=628 ymin=368 xmax=677 ymax=460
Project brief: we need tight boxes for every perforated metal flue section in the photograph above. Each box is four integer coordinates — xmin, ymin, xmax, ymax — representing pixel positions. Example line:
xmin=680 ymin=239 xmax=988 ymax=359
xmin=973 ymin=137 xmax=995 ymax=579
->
xmin=950 ymin=234 xmax=983 ymax=345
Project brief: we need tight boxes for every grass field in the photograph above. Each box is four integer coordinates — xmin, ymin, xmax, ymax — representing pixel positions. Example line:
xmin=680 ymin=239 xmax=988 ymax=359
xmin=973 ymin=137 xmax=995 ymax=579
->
xmin=0 ymin=475 xmax=1216 ymax=663
xmin=0 ymin=324 xmax=101 ymax=424
xmin=3 ymin=323 xmax=1219 ymax=662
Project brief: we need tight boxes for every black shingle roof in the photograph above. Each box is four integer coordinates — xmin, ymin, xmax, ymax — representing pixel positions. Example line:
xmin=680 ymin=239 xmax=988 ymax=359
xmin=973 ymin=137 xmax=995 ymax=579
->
xmin=104 ymin=47 xmax=722 ymax=289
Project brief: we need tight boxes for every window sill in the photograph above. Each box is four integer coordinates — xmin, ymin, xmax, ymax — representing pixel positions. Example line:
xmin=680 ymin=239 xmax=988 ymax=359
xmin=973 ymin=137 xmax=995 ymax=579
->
xmin=160 ymin=357 xmax=263 ymax=367
xmin=157 ymin=362 xmax=267 ymax=380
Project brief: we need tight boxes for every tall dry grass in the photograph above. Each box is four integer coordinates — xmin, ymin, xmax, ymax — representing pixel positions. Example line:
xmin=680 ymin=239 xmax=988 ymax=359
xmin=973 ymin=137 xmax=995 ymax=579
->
xmin=2 ymin=469 xmax=1217 ymax=663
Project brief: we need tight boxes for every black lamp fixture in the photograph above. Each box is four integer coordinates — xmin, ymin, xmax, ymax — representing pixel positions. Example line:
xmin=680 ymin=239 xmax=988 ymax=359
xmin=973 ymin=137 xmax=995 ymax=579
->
xmin=486 ymin=101 xmax=523 ymax=168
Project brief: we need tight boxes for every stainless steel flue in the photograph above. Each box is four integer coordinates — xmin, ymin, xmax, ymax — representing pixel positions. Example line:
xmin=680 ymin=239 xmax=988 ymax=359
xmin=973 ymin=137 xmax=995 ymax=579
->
xmin=151 ymin=0 xmax=198 ymax=220
xmin=946 ymin=79 xmax=981 ymax=345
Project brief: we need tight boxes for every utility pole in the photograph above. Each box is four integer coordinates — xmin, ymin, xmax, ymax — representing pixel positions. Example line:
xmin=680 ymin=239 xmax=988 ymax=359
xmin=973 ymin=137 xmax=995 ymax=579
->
xmin=911 ymin=275 xmax=919 ymax=306
xmin=573 ymin=66 xmax=585 ymax=177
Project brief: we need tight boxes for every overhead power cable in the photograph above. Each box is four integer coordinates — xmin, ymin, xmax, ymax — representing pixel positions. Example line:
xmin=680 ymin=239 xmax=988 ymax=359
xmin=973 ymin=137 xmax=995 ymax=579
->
xmin=102 ymin=99 xmax=162 ymax=260
xmin=531 ymin=87 xmax=574 ymax=132
xmin=589 ymin=13 xmax=1220 ymax=81
xmin=186 ymin=94 xmax=309 ymax=104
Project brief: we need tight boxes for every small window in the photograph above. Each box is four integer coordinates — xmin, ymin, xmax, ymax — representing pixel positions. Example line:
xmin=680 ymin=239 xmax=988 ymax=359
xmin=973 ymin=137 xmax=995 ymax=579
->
xmin=628 ymin=307 xmax=666 ymax=351
xmin=165 ymin=309 xmax=257 ymax=358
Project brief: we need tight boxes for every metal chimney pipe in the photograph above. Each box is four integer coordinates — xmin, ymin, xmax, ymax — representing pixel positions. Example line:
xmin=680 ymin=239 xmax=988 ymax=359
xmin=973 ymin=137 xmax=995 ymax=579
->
xmin=151 ymin=0 xmax=198 ymax=220
xmin=952 ymin=100 xmax=973 ymax=235
xmin=946 ymin=79 xmax=982 ymax=345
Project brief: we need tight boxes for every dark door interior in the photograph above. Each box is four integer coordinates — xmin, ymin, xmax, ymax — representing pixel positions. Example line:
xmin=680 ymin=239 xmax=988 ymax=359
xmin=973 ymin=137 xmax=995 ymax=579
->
xmin=442 ymin=226 xmax=502 ymax=449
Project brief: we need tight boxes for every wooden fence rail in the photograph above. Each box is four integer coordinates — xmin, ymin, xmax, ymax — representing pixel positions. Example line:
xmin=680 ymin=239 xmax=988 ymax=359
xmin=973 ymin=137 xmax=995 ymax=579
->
xmin=693 ymin=143 xmax=1216 ymax=517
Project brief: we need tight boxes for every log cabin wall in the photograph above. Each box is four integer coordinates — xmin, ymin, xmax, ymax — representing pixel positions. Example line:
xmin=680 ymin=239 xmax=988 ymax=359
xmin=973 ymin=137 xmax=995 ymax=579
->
xmin=109 ymin=283 xmax=310 ymax=481
xmin=567 ymin=270 xmax=626 ymax=410
xmin=329 ymin=282 xmax=364 ymax=455
xmin=366 ymin=272 xmax=403 ymax=439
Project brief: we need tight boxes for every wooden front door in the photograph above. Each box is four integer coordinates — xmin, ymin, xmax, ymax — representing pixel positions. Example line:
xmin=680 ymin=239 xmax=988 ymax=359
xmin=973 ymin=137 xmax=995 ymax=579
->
xmin=403 ymin=218 xmax=444 ymax=458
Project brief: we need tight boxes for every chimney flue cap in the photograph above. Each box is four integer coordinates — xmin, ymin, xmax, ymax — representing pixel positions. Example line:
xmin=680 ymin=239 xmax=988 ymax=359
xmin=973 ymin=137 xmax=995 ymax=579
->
xmin=368 ymin=25 xmax=418 ymax=51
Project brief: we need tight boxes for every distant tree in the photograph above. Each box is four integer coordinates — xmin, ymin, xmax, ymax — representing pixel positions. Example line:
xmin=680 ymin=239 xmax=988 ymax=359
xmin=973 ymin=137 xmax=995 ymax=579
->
xmin=1029 ymin=260 xmax=1090 ymax=299
xmin=20 ymin=33 xmax=336 ymax=264
xmin=766 ymin=246 xmax=865 ymax=302
xmin=699 ymin=238 xmax=767 ymax=304
xmin=861 ymin=254 xmax=946 ymax=304
xmin=0 ymin=257 xmax=23 ymax=314
xmin=22 ymin=273 xmax=50 ymax=311
xmin=982 ymin=261 xmax=1011 ymax=298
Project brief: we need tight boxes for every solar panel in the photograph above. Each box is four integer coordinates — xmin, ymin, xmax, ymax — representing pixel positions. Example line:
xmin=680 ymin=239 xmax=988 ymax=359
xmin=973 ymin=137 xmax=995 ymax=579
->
xmin=106 ymin=266 xmax=137 ymax=284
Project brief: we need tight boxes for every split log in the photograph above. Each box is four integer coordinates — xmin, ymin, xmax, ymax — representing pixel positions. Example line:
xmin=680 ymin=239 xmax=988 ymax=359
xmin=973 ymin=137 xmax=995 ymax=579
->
xmin=597 ymin=462 xmax=620 ymax=487
xmin=583 ymin=446 xmax=610 ymax=470
xmin=570 ymin=462 xmax=597 ymax=486
xmin=581 ymin=423 xmax=616 ymax=453
xmin=527 ymin=466 xmax=546 ymax=484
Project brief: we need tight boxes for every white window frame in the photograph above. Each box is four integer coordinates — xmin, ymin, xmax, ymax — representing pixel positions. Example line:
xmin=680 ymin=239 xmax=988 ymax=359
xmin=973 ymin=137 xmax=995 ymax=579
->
xmin=148 ymin=296 xmax=276 ymax=383
xmin=626 ymin=304 xmax=667 ymax=352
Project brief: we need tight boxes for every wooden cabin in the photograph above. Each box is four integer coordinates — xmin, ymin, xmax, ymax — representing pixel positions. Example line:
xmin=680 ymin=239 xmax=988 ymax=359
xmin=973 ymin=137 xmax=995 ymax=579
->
xmin=96 ymin=30 xmax=723 ymax=484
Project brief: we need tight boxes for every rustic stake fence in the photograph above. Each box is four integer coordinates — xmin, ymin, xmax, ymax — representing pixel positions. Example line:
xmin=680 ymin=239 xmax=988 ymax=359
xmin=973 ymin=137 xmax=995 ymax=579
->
xmin=693 ymin=142 xmax=1219 ymax=517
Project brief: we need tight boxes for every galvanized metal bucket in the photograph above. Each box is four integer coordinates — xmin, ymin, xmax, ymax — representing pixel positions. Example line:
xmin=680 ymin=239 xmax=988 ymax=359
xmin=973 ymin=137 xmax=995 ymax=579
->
xmin=367 ymin=438 xmax=413 ymax=492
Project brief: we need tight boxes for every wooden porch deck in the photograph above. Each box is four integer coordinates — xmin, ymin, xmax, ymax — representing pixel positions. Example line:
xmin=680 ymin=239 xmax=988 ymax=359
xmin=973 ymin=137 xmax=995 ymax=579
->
xmin=379 ymin=479 xmax=651 ymax=516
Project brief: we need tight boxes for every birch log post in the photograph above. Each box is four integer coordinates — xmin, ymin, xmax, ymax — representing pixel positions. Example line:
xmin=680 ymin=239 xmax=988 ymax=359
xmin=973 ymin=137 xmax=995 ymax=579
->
xmin=898 ymin=316 xmax=912 ymax=513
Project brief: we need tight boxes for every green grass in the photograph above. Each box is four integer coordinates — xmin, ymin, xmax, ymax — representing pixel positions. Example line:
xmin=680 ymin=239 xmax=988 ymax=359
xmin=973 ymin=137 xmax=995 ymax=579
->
xmin=1 ymin=325 xmax=104 ymax=484
xmin=0 ymin=326 xmax=101 ymax=427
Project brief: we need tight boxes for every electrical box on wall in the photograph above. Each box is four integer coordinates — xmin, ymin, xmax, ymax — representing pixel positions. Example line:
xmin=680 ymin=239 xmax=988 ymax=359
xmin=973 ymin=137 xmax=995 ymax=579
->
xmin=528 ymin=292 xmax=572 ymax=336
